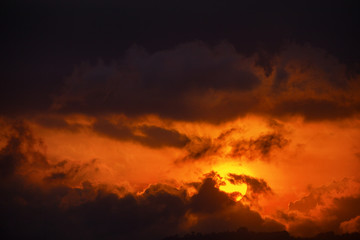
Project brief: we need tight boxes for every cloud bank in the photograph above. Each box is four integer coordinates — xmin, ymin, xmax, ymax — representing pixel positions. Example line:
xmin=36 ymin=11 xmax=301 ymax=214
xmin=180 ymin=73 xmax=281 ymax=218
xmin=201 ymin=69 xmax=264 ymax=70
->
xmin=49 ymin=42 xmax=360 ymax=123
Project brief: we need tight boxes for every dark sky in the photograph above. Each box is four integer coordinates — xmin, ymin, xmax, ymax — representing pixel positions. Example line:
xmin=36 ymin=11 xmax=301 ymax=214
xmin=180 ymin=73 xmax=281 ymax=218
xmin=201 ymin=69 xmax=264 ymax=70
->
xmin=3 ymin=0 xmax=359 ymax=60
xmin=1 ymin=0 xmax=359 ymax=116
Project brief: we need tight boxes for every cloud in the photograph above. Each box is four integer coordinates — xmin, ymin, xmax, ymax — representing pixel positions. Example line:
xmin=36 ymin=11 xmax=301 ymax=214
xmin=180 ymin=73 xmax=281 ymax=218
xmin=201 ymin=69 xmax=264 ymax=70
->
xmin=227 ymin=174 xmax=272 ymax=203
xmin=283 ymin=179 xmax=360 ymax=237
xmin=185 ymin=174 xmax=284 ymax=234
xmin=0 ymin=174 xmax=284 ymax=240
xmin=44 ymin=158 xmax=99 ymax=185
xmin=0 ymin=124 xmax=286 ymax=239
xmin=49 ymin=42 xmax=360 ymax=123
xmin=189 ymin=177 xmax=235 ymax=214
xmin=28 ymin=114 xmax=191 ymax=149
xmin=0 ymin=120 xmax=48 ymax=179
xmin=288 ymin=179 xmax=360 ymax=214
xmin=180 ymin=137 xmax=220 ymax=162
xmin=32 ymin=115 xmax=83 ymax=131
xmin=273 ymin=99 xmax=359 ymax=121
xmin=180 ymin=129 xmax=289 ymax=163
xmin=230 ymin=133 xmax=289 ymax=160
xmin=93 ymin=118 xmax=190 ymax=148
xmin=287 ymin=195 xmax=360 ymax=237
xmin=2 ymin=42 xmax=358 ymax=124
xmin=340 ymin=216 xmax=360 ymax=233
xmin=53 ymin=42 xmax=260 ymax=123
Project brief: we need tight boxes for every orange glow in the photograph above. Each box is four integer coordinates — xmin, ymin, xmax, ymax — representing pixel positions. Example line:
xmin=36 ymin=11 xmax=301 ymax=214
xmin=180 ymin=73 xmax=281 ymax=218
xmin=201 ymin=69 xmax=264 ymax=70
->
xmin=214 ymin=162 xmax=249 ymax=201
xmin=219 ymin=181 xmax=247 ymax=201
xmin=2 ymin=112 xmax=360 ymax=237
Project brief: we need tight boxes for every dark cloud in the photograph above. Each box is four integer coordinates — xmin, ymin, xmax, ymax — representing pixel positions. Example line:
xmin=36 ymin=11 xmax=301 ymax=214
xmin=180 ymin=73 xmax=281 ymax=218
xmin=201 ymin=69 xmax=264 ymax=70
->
xmin=179 ymin=130 xmax=289 ymax=163
xmin=230 ymin=133 xmax=289 ymax=160
xmin=189 ymin=177 xmax=235 ymax=214
xmin=227 ymin=174 xmax=272 ymax=202
xmin=45 ymin=172 xmax=67 ymax=181
xmin=93 ymin=119 xmax=190 ymax=148
xmin=180 ymin=137 xmax=219 ymax=162
xmin=178 ymin=128 xmax=237 ymax=163
xmin=273 ymin=99 xmax=359 ymax=121
xmin=0 ymin=178 xmax=186 ymax=240
xmin=273 ymin=67 xmax=290 ymax=91
xmin=42 ymin=43 xmax=360 ymax=122
xmin=255 ymin=50 xmax=274 ymax=77
xmin=139 ymin=125 xmax=190 ymax=148
xmin=53 ymin=42 xmax=260 ymax=123
xmin=288 ymin=219 xmax=325 ymax=238
xmin=252 ymin=133 xmax=289 ymax=156
xmin=2 ymin=0 xmax=360 ymax=122
xmin=0 ymin=125 xmax=285 ymax=239
xmin=33 ymin=115 xmax=82 ymax=131
xmin=325 ymin=196 xmax=360 ymax=227
xmin=0 ymin=174 xmax=284 ymax=240
xmin=44 ymin=159 xmax=99 ymax=185
xmin=2 ymin=41 xmax=360 ymax=123
xmin=0 ymin=120 xmax=48 ymax=179
xmin=184 ymin=174 xmax=284 ymax=234
xmin=92 ymin=119 xmax=134 ymax=140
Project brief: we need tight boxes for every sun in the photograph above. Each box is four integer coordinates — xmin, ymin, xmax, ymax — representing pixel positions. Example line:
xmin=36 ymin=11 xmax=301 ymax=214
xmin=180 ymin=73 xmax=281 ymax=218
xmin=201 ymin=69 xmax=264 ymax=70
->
xmin=213 ymin=162 xmax=249 ymax=201
xmin=219 ymin=181 xmax=247 ymax=201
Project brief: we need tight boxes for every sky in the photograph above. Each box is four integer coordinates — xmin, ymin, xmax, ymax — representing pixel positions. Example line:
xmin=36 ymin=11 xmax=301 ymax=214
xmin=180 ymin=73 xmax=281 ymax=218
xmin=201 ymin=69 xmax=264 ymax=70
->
xmin=1 ymin=1 xmax=360 ymax=239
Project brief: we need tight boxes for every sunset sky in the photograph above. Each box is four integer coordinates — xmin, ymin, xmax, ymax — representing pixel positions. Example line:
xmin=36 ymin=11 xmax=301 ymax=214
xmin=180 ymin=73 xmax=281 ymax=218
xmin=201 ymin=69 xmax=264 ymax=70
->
xmin=1 ymin=1 xmax=360 ymax=239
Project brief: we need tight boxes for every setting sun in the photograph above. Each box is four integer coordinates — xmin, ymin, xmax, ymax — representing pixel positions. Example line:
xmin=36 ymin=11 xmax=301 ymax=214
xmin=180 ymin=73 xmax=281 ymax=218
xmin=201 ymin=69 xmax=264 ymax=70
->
xmin=213 ymin=162 xmax=250 ymax=201
xmin=219 ymin=181 xmax=247 ymax=201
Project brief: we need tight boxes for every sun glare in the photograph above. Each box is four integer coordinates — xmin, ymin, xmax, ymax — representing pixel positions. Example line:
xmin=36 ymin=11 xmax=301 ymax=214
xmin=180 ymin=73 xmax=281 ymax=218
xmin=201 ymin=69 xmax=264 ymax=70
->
xmin=214 ymin=162 xmax=249 ymax=201
xmin=219 ymin=181 xmax=247 ymax=201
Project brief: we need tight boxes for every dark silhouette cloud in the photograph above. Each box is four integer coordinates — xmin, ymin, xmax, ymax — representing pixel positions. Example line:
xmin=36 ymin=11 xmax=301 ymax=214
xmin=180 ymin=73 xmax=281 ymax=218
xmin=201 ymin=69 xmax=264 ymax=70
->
xmin=93 ymin=119 xmax=190 ymax=148
xmin=180 ymin=130 xmax=289 ymax=163
xmin=2 ymin=0 xmax=360 ymax=122
xmin=0 ymin=174 xmax=284 ymax=240
xmin=52 ymin=42 xmax=260 ymax=123
xmin=180 ymin=137 xmax=220 ymax=162
xmin=33 ymin=115 xmax=83 ymax=131
xmin=273 ymin=99 xmax=359 ymax=121
xmin=2 ymin=41 xmax=360 ymax=123
xmin=139 ymin=125 xmax=190 ymax=148
xmin=189 ymin=178 xmax=235 ymax=214
xmin=51 ymin=42 xmax=360 ymax=123
xmin=251 ymin=133 xmax=289 ymax=156
xmin=0 ymin=120 xmax=48 ymax=179
xmin=230 ymin=133 xmax=289 ymax=160
xmin=227 ymin=174 xmax=272 ymax=202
